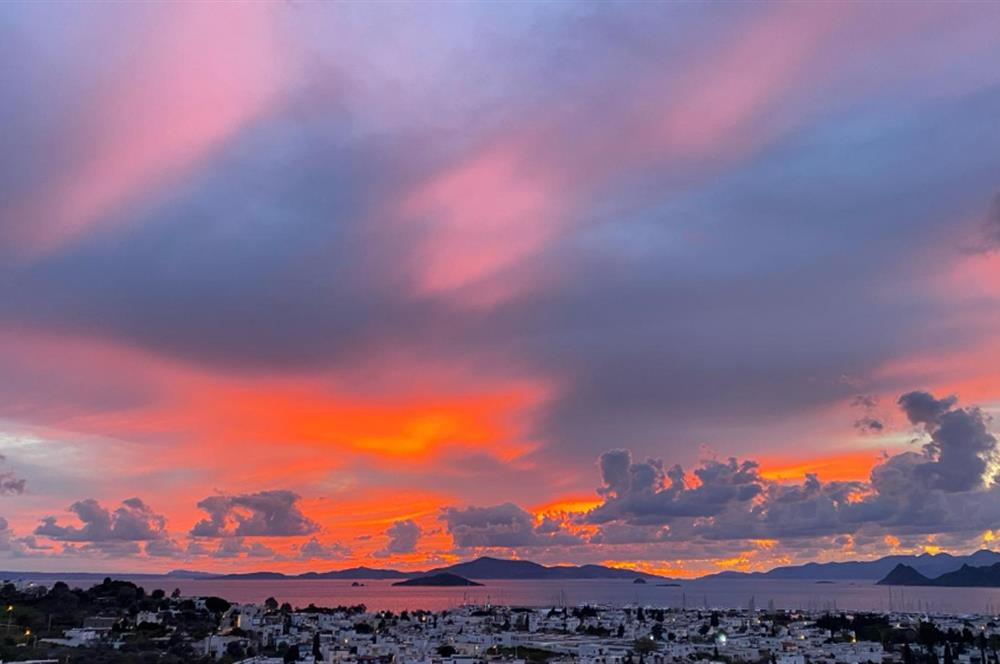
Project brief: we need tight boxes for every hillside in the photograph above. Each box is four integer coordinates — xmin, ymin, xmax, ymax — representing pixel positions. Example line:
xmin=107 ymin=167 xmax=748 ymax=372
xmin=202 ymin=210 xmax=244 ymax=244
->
xmin=878 ymin=563 xmax=1000 ymax=587
xmin=207 ymin=556 xmax=660 ymax=581
xmin=298 ymin=567 xmax=412 ymax=580
xmin=392 ymin=573 xmax=483 ymax=587
xmin=425 ymin=556 xmax=660 ymax=580
xmin=875 ymin=564 xmax=932 ymax=586
xmin=705 ymin=549 xmax=1000 ymax=581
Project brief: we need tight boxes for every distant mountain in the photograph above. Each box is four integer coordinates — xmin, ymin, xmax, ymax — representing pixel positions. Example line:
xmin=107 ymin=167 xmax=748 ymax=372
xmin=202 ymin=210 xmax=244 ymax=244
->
xmin=214 ymin=557 xmax=661 ymax=581
xmin=425 ymin=556 xmax=661 ymax=580
xmin=0 ymin=556 xmax=665 ymax=584
xmin=878 ymin=563 xmax=1000 ymax=588
xmin=165 ymin=569 xmax=218 ymax=579
xmin=299 ymin=567 xmax=412 ymax=580
xmin=215 ymin=571 xmax=289 ymax=580
xmin=393 ymin=573 xmax=483 ymax=587
xmin=876 ymin=564 xmax=932 ymax=586
xmin=702 ymin=549 xmax=1000 ymax=581
xmin=425 ymin=557 xmax=548 ymax=579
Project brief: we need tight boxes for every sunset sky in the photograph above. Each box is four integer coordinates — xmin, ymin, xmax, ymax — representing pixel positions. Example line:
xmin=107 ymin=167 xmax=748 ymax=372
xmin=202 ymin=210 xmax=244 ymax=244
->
xmin=2 ymin=2 xmax=1000 ymax=577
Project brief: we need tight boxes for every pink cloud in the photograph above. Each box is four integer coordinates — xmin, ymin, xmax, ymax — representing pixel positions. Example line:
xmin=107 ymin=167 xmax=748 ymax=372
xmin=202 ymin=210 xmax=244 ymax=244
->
xmin=399 ymin=135 xmax=564 ymax=304
xmin=8 ymin=3 xmax=287 ymax=256
xmin=391 ymin=5 xmax=857 ymax=306
xmin=655 ymin=3 xmax=847 ymax=161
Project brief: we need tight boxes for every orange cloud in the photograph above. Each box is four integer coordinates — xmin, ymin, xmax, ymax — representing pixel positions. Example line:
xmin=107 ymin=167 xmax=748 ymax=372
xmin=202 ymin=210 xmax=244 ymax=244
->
xmin=532 ymin=495 xmax=603 ymax=517
xmin=758 ymin=450 xmax=882 ymax=482
xmin=601 ymin=559 xmax=693 ymax=579
xmin=0 ymin=324 xmax=550 ymax=527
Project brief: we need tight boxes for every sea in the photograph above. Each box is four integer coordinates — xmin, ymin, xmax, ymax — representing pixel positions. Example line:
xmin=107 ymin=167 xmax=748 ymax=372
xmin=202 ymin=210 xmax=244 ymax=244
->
xmin=14 ymin=577 xmax=999 ymax=615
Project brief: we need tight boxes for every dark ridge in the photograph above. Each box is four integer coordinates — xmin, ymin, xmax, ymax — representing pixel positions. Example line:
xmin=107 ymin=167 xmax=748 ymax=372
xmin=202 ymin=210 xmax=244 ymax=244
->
xmin=392 ymin=573 xmax=483 ymax=587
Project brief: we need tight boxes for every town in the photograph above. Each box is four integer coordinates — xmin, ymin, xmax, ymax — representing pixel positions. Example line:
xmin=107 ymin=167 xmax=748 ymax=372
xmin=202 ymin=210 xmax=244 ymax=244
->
xmin=1 ymin=578 xmax=999 ymax=664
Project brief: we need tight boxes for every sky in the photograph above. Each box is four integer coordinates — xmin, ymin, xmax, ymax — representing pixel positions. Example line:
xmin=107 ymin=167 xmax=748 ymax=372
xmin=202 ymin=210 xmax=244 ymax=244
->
xmin=2 ymin=2 xmax=1000 ymax=577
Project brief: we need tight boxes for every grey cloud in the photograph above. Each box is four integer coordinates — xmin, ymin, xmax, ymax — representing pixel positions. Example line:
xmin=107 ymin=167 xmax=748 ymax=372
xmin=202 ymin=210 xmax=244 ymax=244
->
xmin=534 ymin=515 xmax=565 ymax=535
xmin=851 ymin=395 xmax=879 ymax=410
xmin=898 ymin=390 xmax=997 ymax=492
xmin=375 ymin=519 xmax=421 ymax=558
xmin=0 ymin=474 xmax=25 ymax=496
xmin=210 ymin=539 xmax=246 ymax=559
xmin=0 ymin=520 xmax=53 ymax=558
xmin=899 ymin=391 xmax=958 ymax=428
xmin=586 ymin=392 xmax=1000 ymax=543
xmin=851 ymin=395 xmax=884 ymax=434
xmin=247 ymin=541 xmax=276 ymax=558
xmin=528 ymin=392 xmax=1000 ymax=555
xmin=584 ymin=451 xmax=762 ymax=526
xmin=144 ymin=538 xmax=184 ymax=558
xmin=35 ymin=497 xmax=167 ymax=542
xmin=696 ymin=475 xmax=869 ymax=541
xmin=298 ymin=537 xmax=350 ymax=561
xmin=451 ymin=391 xmax=1000 ymax=551
xmin=13 ymin=535 xmax=51 ymax=551
xmin=190 ymin=490 xmax=318 ymax=538
xmin=441 ymin=502 xmax=583 ymax=549
xmin=854 ymin=416 xmax=884 ymax=434
xmin=63 ymin=541 xmax=144 ymax=557
xmin=595 ymin=450 xmax=631 ymax=498
xmin=587 ymin=522 xmax=669 ymax=545
xmin=208 ymin=538 xmax=277 ymax=559
xmin=0 ymin=455 xmax=25 ymax=495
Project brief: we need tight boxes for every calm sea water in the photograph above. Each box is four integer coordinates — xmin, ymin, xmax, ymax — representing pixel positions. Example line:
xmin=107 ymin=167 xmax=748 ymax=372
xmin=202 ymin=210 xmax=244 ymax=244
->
xmin=24 ymin=577 xmax=1000 ymax=615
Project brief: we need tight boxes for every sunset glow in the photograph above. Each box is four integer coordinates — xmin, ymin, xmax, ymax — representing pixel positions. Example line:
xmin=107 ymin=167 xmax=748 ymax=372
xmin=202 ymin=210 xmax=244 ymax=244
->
xmin=2 ymin=2 xmax=1000 ymax=576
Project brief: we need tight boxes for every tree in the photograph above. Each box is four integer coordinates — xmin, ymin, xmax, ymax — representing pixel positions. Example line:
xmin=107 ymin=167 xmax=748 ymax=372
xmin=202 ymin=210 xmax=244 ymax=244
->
xmin=438 ymin=644 xmax=456 ymax=657
xmin=205 ymin=597 xmax=231 ymax=613
xmin=265 ymin=597 xmax=279 ymax=612
xmin=284 ymin=644 xmax=300 ymax=663
xmin=313 ymin=632 xmax=322 ymax=658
